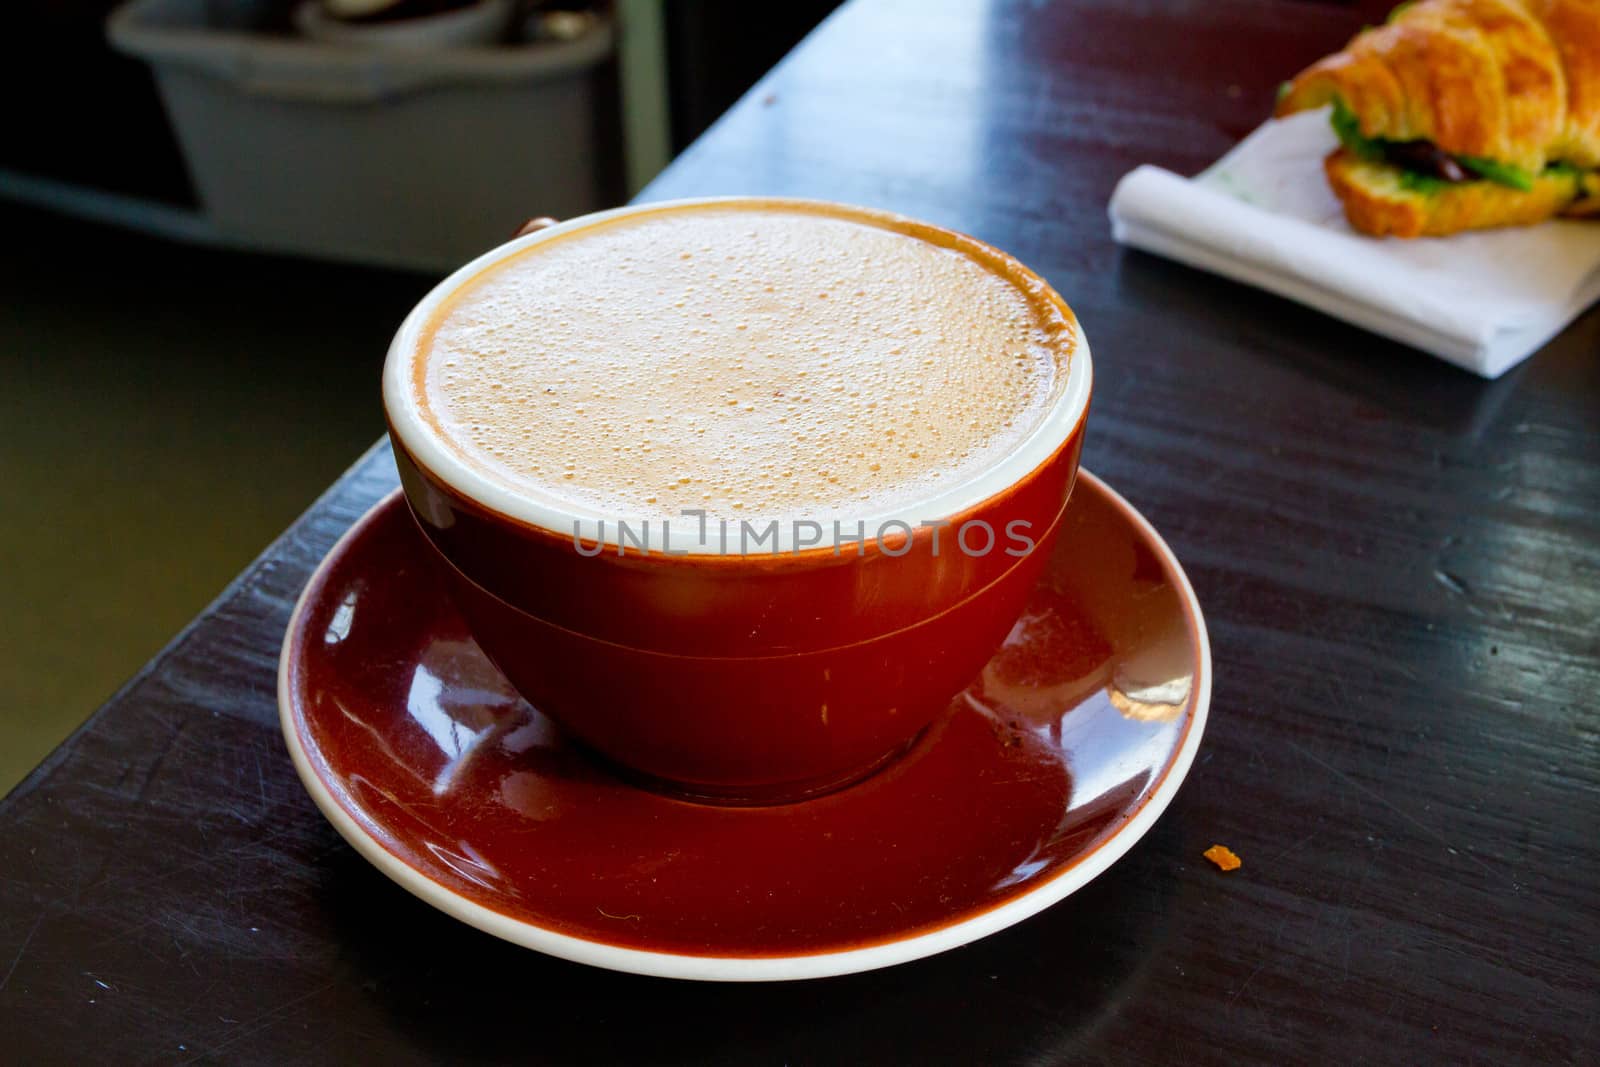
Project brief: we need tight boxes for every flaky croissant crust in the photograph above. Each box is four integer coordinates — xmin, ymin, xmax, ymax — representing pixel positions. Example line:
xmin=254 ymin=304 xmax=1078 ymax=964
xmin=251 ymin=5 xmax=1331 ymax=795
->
xmin=1277 ymin=0 xmax=1600 ymax=171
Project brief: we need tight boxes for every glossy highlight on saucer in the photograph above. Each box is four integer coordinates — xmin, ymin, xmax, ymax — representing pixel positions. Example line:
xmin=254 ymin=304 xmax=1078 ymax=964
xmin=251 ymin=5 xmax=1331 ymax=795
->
xmin=278 ymin=471 xmax=1210 ymax=979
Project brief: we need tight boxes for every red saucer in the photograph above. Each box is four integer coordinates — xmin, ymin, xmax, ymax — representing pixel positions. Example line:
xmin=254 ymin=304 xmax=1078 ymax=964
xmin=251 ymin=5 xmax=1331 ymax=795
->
xmin=279 ymin=471 xmax=1210 ymax=980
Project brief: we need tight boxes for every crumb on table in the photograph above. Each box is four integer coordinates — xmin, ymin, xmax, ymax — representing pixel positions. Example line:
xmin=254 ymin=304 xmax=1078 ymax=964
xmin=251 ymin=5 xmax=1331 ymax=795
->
xmin=1204 ymin=844 xmax=1242 ymax=871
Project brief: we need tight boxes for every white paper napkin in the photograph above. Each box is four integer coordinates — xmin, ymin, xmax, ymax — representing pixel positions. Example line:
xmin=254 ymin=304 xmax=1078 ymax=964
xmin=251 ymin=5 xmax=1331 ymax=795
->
xmin=1108 ymin=110 xmax=1600 ymax=378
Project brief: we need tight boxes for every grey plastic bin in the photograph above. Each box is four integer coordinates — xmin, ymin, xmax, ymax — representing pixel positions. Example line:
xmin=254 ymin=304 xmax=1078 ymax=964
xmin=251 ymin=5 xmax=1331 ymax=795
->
xmin=109 ymin=0 xmax=614 ymax=271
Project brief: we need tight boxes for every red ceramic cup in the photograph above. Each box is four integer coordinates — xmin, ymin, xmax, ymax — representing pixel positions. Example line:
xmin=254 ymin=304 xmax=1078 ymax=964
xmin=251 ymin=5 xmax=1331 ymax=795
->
xmin=382 ymin=198 xmax=1092 ymax=802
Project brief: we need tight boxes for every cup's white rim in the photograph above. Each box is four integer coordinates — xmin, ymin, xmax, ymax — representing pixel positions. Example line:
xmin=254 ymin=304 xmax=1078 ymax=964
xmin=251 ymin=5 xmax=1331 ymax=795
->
xmin=277 ymin=469 xmax=1211 ymax=982
xmin=381 ymin=196 xmax=1094 ymax=554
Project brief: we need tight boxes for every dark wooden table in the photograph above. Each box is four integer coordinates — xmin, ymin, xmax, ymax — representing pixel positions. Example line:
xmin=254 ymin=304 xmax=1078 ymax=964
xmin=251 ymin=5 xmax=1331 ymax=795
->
xmin=4 ymin=1 xmax=1597 ymax=1062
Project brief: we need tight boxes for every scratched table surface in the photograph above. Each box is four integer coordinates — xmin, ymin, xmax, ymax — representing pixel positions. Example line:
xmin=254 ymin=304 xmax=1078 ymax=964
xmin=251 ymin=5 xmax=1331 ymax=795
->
xmin=4 ymin=1 xmax=1597 ymax=1063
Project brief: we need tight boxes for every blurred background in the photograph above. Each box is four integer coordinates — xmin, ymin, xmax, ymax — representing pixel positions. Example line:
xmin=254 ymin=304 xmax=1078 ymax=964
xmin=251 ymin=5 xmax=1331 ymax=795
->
xmin=2 ymin=0 xmax=841 ymax=792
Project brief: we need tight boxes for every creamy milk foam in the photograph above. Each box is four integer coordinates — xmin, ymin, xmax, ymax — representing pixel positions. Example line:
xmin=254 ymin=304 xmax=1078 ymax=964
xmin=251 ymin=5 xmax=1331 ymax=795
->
xmin=411 ymin=201 xmax=1076 ymax=524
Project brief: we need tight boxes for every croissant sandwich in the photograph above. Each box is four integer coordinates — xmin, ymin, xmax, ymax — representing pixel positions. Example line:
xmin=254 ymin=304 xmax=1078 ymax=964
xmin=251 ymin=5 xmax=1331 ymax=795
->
xmin=1276 ymin=0 xmax=1600 ymax=237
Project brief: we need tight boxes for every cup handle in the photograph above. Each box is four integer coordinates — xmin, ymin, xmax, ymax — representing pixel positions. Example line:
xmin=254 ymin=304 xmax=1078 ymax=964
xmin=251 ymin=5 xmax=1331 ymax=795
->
xmin=513 ymin=217 xmax=561 ymax=239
